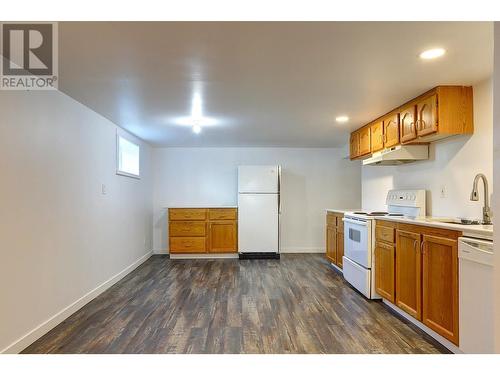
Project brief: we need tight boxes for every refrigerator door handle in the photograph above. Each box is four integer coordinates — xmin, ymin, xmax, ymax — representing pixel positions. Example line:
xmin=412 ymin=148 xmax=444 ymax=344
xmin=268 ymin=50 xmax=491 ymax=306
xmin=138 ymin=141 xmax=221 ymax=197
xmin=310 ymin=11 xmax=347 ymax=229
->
xmin=278 ymin=166 xmax=282 ymax=214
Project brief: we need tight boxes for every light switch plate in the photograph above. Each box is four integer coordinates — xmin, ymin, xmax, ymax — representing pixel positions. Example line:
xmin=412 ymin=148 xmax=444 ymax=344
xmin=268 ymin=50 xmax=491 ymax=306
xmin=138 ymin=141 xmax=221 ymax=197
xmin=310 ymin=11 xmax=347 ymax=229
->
xmin=439 ymin=185 xmax=447 ymax=198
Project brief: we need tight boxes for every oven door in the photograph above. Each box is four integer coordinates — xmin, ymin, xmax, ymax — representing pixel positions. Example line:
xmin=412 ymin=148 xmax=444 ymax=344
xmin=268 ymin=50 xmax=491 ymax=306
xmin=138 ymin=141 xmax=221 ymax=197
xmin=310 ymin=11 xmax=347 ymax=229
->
xmin=343 ymin=217 xmax=371 ymax=268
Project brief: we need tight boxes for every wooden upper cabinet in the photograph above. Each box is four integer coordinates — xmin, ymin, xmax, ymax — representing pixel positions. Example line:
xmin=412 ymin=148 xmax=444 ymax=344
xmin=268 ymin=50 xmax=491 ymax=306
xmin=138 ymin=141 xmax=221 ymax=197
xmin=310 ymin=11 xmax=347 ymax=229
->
xmin=399 ymin=105 xmax=417 ymax=144
xmin=208 ymin=221 xmax=237 ymax=253
xmin=383 ymin=113 xmax=400 ymax=148
xmin=348 ymin=86 xmax=473 ymax=156
xmin=350 ymin=132 xmax=359 ymax=160
xmin=395 ymin=229 xmax=422 ymax=320
xmin=416 ymin=94 xmax=438 ymax=137
xmin=370 ymin=121 xmax=384 ymax=152
xmin=358 ymin=127 xmax=371 ymax=156
xmin=422 ymin=234 xmax=459 ymax=345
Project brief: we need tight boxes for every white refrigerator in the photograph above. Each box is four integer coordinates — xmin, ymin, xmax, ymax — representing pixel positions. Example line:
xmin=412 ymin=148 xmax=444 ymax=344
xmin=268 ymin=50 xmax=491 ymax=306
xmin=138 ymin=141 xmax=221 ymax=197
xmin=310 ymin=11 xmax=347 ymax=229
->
xmin=238 ymin=165 xmax=281 ymax=259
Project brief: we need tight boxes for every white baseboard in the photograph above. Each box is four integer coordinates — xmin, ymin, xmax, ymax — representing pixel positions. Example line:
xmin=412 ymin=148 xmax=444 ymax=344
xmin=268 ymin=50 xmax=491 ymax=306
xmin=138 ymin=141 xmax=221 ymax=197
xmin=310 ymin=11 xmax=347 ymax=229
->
xmin=154 ymin=248 xmax=324 ymax=255
xmin=382 ymin=299 xmax=462 ymax=354
xmin=153 ymin=249 xmax=168 ymax=255
xmin=0 ymin=251 xmax=153 ymax=354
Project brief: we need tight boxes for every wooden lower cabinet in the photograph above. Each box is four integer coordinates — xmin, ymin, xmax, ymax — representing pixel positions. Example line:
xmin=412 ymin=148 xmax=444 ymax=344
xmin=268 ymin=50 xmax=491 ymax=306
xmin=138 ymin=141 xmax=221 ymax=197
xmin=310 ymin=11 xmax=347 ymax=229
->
xmin=325 ymin=212 xmax=344 ymax=268
xmin=170 ymin=237 xmax=206 ymax=253
xmin=395 ymin=229 xmax=422 ymax=320
xmin=208 ymin=221 xmax=237 ymax=253
xmin=375 ymin=241 xmax=395 ymax=303
xmin=169 ymin=208 xmax=238 ymax=254
xmin=422 ymin=234 xmax=459 ymax=345
xmin=326 ymin=224 xmax=337 ymax=264
xmin=337 ymin=232 xmax=344 ymax=268
xmin=376 ymin=220 xmax=461 ymax=346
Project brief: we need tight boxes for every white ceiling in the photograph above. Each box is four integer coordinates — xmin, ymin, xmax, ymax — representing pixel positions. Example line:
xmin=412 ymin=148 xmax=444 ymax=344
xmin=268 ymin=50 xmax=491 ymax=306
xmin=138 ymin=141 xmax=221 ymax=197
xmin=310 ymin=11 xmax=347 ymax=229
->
xmin=58 ymin=22 xmax=493 ymax=147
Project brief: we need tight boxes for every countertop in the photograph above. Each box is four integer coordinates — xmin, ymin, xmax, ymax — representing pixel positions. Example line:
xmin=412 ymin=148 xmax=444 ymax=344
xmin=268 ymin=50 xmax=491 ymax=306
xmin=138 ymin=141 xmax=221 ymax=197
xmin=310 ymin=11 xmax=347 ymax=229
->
xmin=374 ymin=215 xmax=493 ymax=239
xmin=164 ymin=205 xmax=238 ymax=209
xmin=325 ymin=208 xmax=361 ymax=214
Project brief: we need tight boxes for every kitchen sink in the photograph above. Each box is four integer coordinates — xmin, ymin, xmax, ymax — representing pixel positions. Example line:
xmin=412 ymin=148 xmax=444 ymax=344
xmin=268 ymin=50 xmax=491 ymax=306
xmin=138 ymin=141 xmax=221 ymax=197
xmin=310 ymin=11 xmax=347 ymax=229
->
xmin=429 ymin=218 xmax=482 ymax=225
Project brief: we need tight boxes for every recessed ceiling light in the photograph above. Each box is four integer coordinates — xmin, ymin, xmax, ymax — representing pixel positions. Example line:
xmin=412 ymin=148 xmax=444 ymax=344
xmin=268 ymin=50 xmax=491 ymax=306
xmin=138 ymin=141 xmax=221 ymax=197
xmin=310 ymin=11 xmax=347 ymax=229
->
xmin=336 ymin=116 xmax=349 ymax=123
xmin=419 ymin=48 xmax=446 ymax=60
xmin=192 ymin=124 xmax=202 ymax=134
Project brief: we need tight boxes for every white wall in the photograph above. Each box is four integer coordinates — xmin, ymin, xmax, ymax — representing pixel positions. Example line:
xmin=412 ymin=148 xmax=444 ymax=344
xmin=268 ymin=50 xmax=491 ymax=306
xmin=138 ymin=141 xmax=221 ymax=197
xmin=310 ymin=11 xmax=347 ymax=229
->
xmin=0 ymin=90 xmax=153 ymax=353
xmin=152 ymin=147 xmax=361 ymax=253
xmin=362 ymin=78 xmax=493 ymax=219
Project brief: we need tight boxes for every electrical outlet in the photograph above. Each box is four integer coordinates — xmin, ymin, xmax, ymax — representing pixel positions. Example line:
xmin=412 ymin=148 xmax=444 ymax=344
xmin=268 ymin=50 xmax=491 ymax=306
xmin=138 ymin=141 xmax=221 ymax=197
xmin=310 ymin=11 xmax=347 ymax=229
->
xmin=101 ymin=183 xmax=107 ymax=195
xmin=439 ymin=185 xmax=447 ymax=198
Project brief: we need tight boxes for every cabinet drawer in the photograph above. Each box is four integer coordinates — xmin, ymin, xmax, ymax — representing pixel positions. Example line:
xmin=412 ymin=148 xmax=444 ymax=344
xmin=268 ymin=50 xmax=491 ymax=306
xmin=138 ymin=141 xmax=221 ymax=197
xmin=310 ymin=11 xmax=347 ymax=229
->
xmin=169 ymin=221 xmax=206 ymax=237
xmin=209 ymin=208 xmax=237 ymax=220
xmin=170 ymin=237 xmax=206 ymax=253
xmin=376 ymin=225 xmax=395 ymax=243
xmin=169 ymin=208 xmax=206 ymax=221
xmin=327 ymin=213 xmax=337 ymax=226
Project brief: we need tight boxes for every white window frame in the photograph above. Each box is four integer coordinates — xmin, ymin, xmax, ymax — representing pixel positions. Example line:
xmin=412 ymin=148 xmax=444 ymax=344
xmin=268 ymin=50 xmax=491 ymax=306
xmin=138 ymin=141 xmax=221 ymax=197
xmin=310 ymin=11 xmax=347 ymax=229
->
xmin=116 ymin=131 xmax=141 ymax=179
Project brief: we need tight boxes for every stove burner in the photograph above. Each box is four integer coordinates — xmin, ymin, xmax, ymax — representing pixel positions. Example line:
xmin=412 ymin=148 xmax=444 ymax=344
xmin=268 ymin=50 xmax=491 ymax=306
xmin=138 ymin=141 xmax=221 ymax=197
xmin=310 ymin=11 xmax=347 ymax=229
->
xmin=350 ymin=211 xmax=405 ymax=217
xmin=369 ymin=211 xmax=389 ymax=216
xmin=352 ymin=211 xmax=389 ymax=216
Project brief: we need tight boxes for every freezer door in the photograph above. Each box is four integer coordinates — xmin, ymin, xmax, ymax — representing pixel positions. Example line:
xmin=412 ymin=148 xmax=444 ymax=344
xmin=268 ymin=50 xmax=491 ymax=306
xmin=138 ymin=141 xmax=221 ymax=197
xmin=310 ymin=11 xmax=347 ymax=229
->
xmin=238 ymin=193 xmax=279 ymax=253
xmin=238 ymin=165 xmax=279 ymax=193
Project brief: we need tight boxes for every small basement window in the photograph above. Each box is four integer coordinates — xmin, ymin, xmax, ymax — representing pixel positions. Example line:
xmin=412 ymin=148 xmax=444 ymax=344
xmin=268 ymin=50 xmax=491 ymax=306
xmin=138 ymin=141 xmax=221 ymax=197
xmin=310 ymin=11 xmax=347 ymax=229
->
xmin=116 ymin=133 xmax=140 ymax=178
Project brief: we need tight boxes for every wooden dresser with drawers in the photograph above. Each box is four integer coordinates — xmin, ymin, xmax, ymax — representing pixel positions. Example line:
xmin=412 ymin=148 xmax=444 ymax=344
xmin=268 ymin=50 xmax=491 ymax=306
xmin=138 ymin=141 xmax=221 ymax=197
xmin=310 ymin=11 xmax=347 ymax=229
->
xmin=168 ymin=207 xmax=238 ymax=254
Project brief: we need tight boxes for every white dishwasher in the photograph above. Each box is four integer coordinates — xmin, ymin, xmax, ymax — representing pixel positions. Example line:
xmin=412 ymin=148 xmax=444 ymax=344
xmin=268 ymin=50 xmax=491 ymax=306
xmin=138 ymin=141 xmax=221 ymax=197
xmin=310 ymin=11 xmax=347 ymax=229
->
xmin=458 ymin=236 xmax=494 ymax=353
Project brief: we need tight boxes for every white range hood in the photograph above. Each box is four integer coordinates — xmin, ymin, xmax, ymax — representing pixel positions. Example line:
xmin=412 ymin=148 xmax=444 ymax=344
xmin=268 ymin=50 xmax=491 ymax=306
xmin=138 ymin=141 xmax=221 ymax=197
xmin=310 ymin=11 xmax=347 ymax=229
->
xmin=363 ymin=145 xmax=429 ymax=166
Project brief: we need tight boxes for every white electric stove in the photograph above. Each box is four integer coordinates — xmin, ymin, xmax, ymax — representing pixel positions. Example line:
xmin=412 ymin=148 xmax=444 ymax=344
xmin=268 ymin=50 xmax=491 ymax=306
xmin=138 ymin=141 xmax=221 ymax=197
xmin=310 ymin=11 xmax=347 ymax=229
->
xmin=342 ymin=189 xmax=426 ymax=299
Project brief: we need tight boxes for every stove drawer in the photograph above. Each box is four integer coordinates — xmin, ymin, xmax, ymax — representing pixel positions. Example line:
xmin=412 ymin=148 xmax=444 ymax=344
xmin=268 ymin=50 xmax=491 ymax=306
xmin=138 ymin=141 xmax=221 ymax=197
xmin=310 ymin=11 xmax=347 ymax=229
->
xmin=343 ymin=256 xmax=372 ymax=298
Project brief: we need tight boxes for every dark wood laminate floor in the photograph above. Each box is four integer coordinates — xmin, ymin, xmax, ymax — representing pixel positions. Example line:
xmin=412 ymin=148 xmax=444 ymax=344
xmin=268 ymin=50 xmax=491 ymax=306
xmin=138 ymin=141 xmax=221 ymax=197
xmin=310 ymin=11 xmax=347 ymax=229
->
xmin=22 ymin=254 xmax=449 ymax=354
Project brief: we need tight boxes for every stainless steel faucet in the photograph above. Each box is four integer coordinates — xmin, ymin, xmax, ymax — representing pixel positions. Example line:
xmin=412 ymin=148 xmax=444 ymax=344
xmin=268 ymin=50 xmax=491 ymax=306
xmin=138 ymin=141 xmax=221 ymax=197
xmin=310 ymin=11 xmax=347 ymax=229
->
xmin=470 ymin=173 xmax=492 ymax=225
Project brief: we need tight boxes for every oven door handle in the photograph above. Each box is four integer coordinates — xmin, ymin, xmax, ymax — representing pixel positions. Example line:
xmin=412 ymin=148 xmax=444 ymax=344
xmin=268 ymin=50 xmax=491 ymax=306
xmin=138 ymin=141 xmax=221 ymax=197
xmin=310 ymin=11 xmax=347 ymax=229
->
xmin=342 ymin=218 xmax=368 ymax=226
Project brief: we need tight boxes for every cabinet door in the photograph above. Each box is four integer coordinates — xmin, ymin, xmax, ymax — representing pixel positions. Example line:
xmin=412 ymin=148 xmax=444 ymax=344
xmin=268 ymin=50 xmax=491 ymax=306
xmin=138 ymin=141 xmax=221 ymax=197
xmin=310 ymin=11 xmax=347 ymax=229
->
xmin=396 ymin=230 xmax=422 ymax=319
xmin=399 ymin=105 xmax=417 ymax=143
xmin=422 ymin=234 xmax=459 ymax=345
xmin=336 ymin=232 xmax=344 ymax=268
xmin=350 ymin=132 xmax=359 ymax=159
xmin=208 ymin=221 xmax=237 ymax=253
xmin=326 ymin=225 xmax=337 ymax=264
xmin=416 ymin=94 xmax=438 ymax=137
xmin=371 ymin=121 xmax=384 ymax=152
xmin=358 ymin=127 xmax=371 ymax=155
xmin=375 ymin=241 xmax=395 ymax=303
xmin=383 ymin=113 xmax=400 ymax=148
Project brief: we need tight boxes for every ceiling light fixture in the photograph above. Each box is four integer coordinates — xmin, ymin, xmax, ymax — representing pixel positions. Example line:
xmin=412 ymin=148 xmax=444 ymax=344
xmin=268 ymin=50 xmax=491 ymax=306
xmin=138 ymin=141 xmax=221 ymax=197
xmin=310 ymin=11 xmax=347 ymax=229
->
xmin=419 ymin=48 xmax=446 ymax=60
xmin=192 ymin=124 xmax=202 ymax=134
xmin=336 ymin=116 xmax=349 ymax=123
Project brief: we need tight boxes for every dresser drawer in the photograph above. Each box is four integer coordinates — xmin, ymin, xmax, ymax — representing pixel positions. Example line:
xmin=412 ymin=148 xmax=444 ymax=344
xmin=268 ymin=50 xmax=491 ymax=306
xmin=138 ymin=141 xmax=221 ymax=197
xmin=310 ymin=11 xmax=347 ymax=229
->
xmin=169 ymin=208 xmax=207 ymax=221
xmin=209 ymin=208 xmax=237 ymax=220
xmin=170 ymin=237 xmax=206 ymax=253
xmin=169 ymin=221 xmax=206 ymax=237
xmin=376 ymin=225 xmax=395 ymax=243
